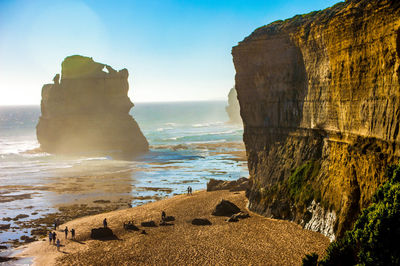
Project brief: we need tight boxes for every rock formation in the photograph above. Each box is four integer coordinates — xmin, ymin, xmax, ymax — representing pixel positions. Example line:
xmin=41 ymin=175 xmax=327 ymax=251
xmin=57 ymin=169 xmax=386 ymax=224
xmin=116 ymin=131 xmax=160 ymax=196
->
xmin=207 ymin=177 xmax=249 ymax=192
xmin=212 ymin=200 xmax=241 ymax=217
xmin=232 ymin=0 xmax=400 ymax=240
xmin=36 ymin=55 xmax=149 ymax=156
xmin=225 ymin=87 xmax=242 ymax=124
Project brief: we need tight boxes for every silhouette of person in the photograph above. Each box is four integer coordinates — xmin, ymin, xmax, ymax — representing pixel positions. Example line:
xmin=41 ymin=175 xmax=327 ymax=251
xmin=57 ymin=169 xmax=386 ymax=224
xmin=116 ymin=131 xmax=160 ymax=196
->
xmin=64 ymin=227 xmax=68 ymax=239
xmin=161 ymin=211 xmax=166 ymax=221
xmin=52 ymin=232 xmax=57 ymax=245
xmin=56 ymin=239 xmax=60 ymax=251
xmin=71 ymin=228 xmax=75 ymax=240
xmin=103 ymin=218 xmax=108 ymax=228
xmin=48 ymin=231 xmax=52 ymax=244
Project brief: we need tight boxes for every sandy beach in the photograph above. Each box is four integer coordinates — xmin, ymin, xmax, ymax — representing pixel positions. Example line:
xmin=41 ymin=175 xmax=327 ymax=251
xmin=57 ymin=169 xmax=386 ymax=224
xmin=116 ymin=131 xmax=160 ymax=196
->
xmin=17 ymin=190 xmax=330 ymax=265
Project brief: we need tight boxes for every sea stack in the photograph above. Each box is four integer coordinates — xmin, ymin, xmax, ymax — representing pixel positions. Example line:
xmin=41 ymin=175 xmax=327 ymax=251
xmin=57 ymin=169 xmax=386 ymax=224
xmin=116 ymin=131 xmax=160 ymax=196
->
xmin=232 ymin=0 xmax=400 ymax=240
xmin=225 ymin=87 xmax=242 ymax=124
xmin=36 ymin=55 xmax=149 ymax=156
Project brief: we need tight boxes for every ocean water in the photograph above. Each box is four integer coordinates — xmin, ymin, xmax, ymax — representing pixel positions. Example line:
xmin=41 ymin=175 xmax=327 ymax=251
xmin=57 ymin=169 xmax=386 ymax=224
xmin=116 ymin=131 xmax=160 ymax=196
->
xmin=0 ymin=101 xmax=246 ymax=246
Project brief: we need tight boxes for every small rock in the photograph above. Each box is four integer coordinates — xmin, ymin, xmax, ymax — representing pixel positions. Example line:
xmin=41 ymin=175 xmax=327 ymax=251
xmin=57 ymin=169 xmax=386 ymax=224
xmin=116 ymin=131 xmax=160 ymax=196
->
xmin=191 ymin=218 xmax=212 ymax=226
xmin=141 ymin=221 xmax=157 ymax=227
xmin=232 ymin=212 xmax=250 ymax=219
xmin=0 ymin=245 xmax=7 ymax=250
xmin=164 ymin=216 xmax=175 ymax=222
xmin=0 ymin=224 xmax=10 ymax=230
xmin=20 ymin=235 xmax=35 ymax=243
xmin=13 ymin=214 xmax=29 ymax=220
xmin=141 ymin=230 xmax=147 ymax=234
xmin=159 ymin=221 xmax=174 ymax=226
xmin=227 ymin=216 xmax=239 ymax=222
xmin=212 ymin=200 xmax=241 ymax=217
xmin=124 ymin=223 xmax=139 ymax=231
xmin=31 ymin=228 xmax=48 ymax=236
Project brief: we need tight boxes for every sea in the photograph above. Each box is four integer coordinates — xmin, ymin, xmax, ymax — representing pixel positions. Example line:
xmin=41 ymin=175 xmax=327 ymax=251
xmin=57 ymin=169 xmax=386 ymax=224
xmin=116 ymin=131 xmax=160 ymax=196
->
xmin=0 ymin=101 xmax=247 ymax=248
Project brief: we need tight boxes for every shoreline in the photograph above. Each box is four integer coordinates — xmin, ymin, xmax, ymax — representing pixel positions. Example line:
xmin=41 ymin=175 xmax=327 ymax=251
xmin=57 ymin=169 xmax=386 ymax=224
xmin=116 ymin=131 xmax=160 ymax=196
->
xmin=16 ymin=190 xmax=330 ymax=265
xmin=0 ymin=141 xmax=247 ymax=249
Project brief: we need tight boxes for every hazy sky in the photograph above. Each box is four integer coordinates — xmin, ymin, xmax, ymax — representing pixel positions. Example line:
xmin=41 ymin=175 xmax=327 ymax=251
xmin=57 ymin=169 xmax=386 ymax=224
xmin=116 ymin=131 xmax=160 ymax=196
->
xmin=0 ymin=0 xmax=340 ymax=105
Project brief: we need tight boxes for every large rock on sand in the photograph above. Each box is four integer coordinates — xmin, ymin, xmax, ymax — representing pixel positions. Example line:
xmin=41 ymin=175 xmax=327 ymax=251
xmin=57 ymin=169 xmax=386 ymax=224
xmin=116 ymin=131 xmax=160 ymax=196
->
xmin=207 ymin=177 xmax=249 ymax=192
xmin=212 ymin=200 xmax=241 ymax=216
xmin=36 ymin=55 xmax=149 ymax=156
xmin=90 ymin=227 xmax=115 ymax=239
xmin=141 ymin=221 xmax=157 ymax=227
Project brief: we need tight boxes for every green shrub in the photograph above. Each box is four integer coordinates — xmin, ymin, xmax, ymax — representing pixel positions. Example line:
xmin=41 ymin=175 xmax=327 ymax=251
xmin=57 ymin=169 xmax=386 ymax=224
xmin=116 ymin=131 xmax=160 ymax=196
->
xmin=302 ymin=252 xmax=319 ymax=266
xmin=313 ymin=163 xmax=400 ymax=266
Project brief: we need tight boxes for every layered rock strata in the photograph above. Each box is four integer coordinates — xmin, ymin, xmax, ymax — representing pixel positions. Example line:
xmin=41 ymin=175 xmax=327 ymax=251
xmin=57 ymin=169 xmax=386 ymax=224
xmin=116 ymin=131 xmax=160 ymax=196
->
xmin=232 ymin=0 xmax=400 ymax=239
xmin=37 ymin=55 xmax=148 ymax=156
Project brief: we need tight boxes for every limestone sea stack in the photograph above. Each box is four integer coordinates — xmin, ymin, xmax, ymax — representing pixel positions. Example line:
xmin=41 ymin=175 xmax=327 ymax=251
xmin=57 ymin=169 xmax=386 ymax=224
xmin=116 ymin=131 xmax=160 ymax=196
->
xmin=225 ymin=87 xmax=242 ymax=124
xmin=232 ymin=0 xmax=400 ymax=240
xmin=36 ymin=55 xmax=149 ymax=156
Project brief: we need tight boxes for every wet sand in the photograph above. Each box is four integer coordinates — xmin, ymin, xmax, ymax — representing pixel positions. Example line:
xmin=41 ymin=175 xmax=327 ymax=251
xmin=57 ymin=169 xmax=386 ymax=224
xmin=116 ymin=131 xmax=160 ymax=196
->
xmin=18 ymin=190 xmax=329 ymax=265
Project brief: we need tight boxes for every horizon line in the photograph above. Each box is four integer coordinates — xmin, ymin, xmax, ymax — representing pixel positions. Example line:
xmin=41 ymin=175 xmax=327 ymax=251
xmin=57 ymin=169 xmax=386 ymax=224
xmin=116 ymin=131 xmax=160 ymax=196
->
xmin=0 ymin=99 xmax=229 ymax=107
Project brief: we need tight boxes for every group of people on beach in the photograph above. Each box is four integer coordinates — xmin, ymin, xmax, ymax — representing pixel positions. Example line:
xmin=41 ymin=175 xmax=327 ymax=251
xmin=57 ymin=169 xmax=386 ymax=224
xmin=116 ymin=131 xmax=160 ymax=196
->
xmin=50 ymin=219 xmax=76 ymax=251
xmin=48 ymin=188 xmax=194 ymax=252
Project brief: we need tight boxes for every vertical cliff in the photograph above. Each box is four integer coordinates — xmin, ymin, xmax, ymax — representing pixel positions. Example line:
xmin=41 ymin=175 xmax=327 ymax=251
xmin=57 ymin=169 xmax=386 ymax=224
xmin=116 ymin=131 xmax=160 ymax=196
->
xmin=232 ymin=0 xmax=400 ymax=239
xmin=37 ymin=55 xmax=149 ymax=156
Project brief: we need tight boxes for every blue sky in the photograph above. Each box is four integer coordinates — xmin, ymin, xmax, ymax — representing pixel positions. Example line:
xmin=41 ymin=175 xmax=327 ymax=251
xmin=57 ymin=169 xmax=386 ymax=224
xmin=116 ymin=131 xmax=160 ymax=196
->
xmin=0 ymin=0 xmax=340 ymax=105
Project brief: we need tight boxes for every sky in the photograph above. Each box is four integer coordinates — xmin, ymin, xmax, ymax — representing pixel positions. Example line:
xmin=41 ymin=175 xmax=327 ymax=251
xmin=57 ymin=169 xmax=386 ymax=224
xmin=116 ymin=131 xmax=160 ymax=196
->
xmin=0 ymin=0 xmax=340 ymax=105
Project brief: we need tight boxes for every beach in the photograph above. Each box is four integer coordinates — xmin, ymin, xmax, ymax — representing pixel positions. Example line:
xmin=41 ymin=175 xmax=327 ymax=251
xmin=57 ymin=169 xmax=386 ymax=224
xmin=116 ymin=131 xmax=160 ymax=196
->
xmin=18 ymin=190 xmax=330 ymax=265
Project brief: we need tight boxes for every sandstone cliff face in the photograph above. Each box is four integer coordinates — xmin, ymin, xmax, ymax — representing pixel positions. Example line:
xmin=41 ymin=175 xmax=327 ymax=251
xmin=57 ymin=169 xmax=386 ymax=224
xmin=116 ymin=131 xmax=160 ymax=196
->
xmin=37 ymin=55 xmax=149 ymax=156
xmin=226 ymin=87 xmax=242 ymax=124
xmin=232 ymin=0 xmax=400 ymax=239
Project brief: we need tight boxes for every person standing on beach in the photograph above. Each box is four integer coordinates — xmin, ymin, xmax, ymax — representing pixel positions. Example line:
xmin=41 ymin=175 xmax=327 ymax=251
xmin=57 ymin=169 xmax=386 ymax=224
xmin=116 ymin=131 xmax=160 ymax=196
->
xmin=48 ymin=231 xmax=52 ymax=244
xmin=187 ymin=186 xmax=190 ymax=195
xmin=71 ymin=228 xmax=75 ymax=240
xmin=56 ymin=239 xmax=60 ymax=251
xmin=52 ymin=232 xmax=57 ymax=245
xmin=161 ymin=211 xmax=166 ymax=221
xmin=64 ymin=226 xmax=68 ymax=239
xmin=103 ymin=218 xmax=108 ymax=228
xmin=54 ymin=219 xmax=57 ymax=230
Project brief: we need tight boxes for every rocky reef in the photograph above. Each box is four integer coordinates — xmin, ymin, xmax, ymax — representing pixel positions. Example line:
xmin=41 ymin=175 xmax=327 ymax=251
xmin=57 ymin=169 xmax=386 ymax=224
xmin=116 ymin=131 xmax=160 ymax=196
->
xmin=36 ymin=55 xmax=149 ymax=156
xmin=232 ymin=0 xmax=400 ymax=239
xmin=225 ymin=87 xmax=242 ymax=124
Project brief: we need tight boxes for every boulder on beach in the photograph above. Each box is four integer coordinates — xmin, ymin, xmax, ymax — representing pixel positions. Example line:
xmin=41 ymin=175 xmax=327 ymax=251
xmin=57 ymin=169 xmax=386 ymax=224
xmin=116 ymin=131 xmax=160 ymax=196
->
xmin=141 ymin=221 xmax=157 ymax=227
xmin=124 ymin=223 xmax=139 ymax=231
xmin=212 ymin=200 xmax=241 ymax=216
xmin=164 ymin=216 xmax=175 ymax=222
xmin=191 ymin=218 xmax=212 ymax=226
xmin=159 ymin=221 xmax=174 ymax=226
xmin=36 ymin=55 xmax=149 ymax=156
xmin=90 ymin=227 xmax=115 ymax=239
xmin=207 ymin=177 xmax=249 ymax=192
